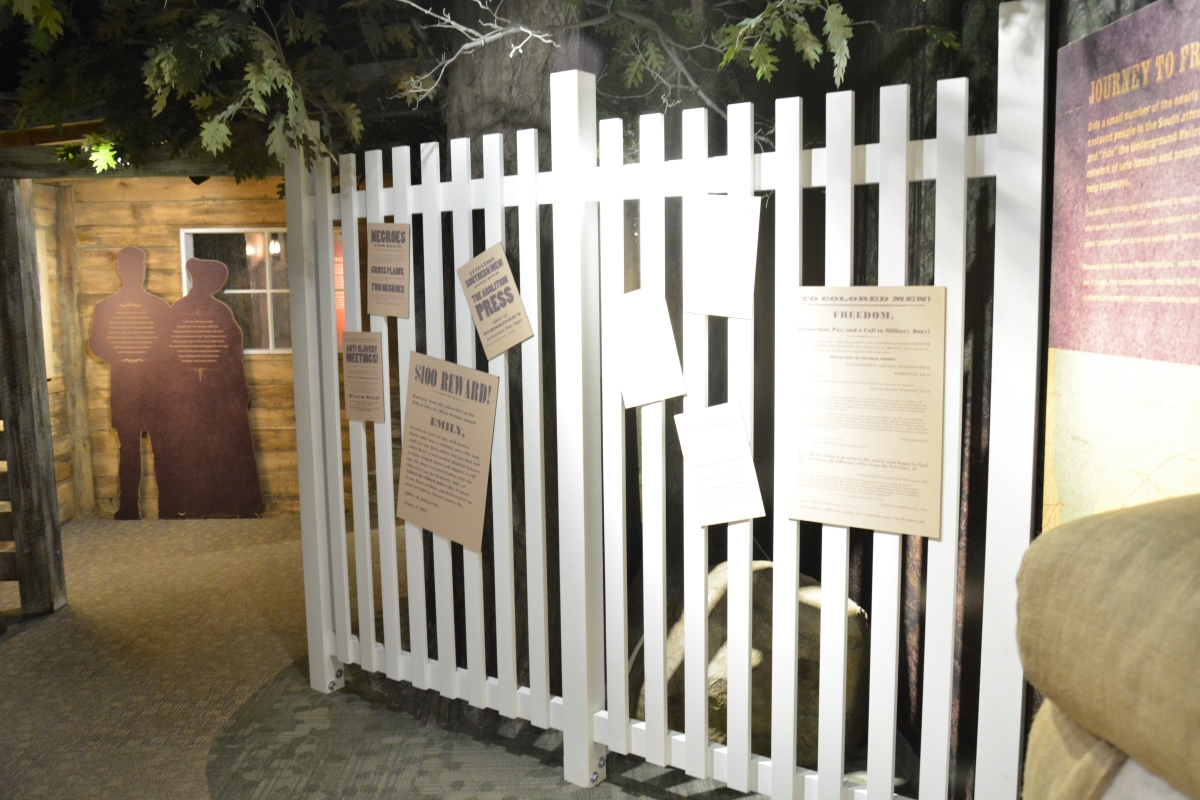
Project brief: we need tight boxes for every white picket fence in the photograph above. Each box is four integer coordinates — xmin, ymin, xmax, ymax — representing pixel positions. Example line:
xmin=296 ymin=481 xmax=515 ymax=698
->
xmin=283 ymin=2 xmax=1048 ymax=798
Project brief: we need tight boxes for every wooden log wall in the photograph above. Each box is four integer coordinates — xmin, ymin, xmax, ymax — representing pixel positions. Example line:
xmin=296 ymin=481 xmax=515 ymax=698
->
xmin=37 ymin=176 xmax=299 ymax=518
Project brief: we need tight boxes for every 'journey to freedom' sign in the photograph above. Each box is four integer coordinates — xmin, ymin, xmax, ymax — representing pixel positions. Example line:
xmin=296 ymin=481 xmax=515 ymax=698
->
xmin=788 ymin=287 xmax=947 ymax=539
xmin=366 ymin=223 xmax=411 ymax=318
xmin=396 ymin=352 xmax=499 ymax=552
xmin=456 ymin=243 xmax=534 ymax=361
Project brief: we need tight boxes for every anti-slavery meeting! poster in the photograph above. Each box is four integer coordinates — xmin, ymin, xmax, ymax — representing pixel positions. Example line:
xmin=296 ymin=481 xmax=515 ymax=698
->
xmin=1046 ymin=0 xmax=1200 ymax=528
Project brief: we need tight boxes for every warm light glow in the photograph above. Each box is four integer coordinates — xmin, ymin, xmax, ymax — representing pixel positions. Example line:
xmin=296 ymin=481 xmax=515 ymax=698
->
xmin=245 ymin=243 xmax=257 ymax=256
xmin=268 ymin=239 xmax=281 ymax=255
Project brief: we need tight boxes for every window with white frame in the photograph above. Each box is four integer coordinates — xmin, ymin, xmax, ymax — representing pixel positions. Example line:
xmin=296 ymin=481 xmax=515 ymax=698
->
xmin=181 ymin=228 xmax=290 ymax=353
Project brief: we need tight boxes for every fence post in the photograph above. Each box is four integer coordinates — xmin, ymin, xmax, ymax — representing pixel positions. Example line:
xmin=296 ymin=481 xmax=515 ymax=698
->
xmin=285 ymin=148 xmax=342 ymax=693
xmin=975 ymin=2 xmax=1048 ymax=797
xmin=550 ymin=69 xmax=608 ymax=788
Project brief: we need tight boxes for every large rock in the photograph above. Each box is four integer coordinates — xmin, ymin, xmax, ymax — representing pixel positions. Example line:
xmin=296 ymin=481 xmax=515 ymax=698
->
xmin=631 ymin=560 xmax=869 ymax=768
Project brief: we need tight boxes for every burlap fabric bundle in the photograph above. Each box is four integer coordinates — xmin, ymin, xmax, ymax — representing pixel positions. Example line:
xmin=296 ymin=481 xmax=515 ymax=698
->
xmin=1017 ymin=494 xmax=1200 ymax=800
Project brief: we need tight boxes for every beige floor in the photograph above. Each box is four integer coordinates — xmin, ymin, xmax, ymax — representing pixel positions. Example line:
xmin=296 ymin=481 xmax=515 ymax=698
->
xmin=0 ymin=519 xmax=756 ymax=800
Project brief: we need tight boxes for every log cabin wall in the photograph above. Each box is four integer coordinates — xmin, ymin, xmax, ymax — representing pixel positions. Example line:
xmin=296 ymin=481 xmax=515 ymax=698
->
xmin=35 ymin=176 xmax=299 ymax=519
xmin=28 ymin=184 xmax=76 ymax=523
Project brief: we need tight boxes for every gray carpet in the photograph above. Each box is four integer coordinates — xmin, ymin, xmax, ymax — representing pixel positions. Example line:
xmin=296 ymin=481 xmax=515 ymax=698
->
xmin=0 ymin=520 xmax=759 ymax=800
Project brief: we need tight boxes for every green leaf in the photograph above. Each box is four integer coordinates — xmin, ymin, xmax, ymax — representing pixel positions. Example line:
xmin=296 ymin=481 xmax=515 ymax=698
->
xmin=748 ymin=41 xmax=779 ymax=81
xmin=670 ymin=9 xmax=692 ymax=32
xmin=385 ymin=22 xmax=414 ymax=52
xmin=200 ymin=118 xmax=233 ymax=154
xmin=791 ymin=18 xmax=822 ymax=66
xmin=340 ymin=102 xmax=363 ymax=142
xmin=190 ymin=92 xmax=214 ymax=112
xmin=622 ymin=52 xmax=644 ymax=88
xmin=925 ymin=25 xmax=960 ymax=51
xmin=822 ymin=3 xmax=853 ymax=87
xmin=266 ymin=114 xmax=289 ymax=164
xmin=643 ymin=40 xmax=666 ymax=75
xmin=84 ymin=138 xmax=118 ymax=172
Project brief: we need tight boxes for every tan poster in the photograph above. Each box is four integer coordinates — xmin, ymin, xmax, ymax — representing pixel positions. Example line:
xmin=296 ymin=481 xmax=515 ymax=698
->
xmin=396 ymin=352 xmax=500 ymax=551
xmin=366 ymin=223 xmax=411 ymax=318
xmin=456 ymin=243 xmax=534 ymax=360
xmin=342 ymin=331 xmax=386 ymax=423
xmin=675 ymin=403 xmax=765 ymax=527
xmin=788 ymin=287 xmax=947 ymax=539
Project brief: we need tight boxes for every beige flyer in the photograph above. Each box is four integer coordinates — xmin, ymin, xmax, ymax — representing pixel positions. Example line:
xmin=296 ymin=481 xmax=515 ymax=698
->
xmin=342 ymin=331 xmax=386 ymax=423
xmin=788 ymin=287 xmax=947 ymax=539
xmin=683 ymin=194 xmax=762 ymax=320
xmin=366 ymin=223 xmax=411 ymax=318
xmin=396 ymin=352 xmax=499 ymax=552
xmin=456 ymin=243 xmax=534 ymax=361
xmin=617 ymin=289 xmax=686 ymax=408
xmin=675 ymin=403 xmax=765 ymax=527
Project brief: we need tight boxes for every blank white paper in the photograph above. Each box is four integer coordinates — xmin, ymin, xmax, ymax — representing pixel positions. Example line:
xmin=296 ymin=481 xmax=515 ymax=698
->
xmin=683 ymin=194 xmax=762 ymax=320
xmin=617 ymin=289 xmax=687 ymax=408
xmin=674 ymin=402 xmax=765 ymax=527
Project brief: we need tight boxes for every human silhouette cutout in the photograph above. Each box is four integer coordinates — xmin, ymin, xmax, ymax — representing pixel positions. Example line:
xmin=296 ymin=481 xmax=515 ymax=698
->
xmin=88 ymin=247 xmax=171 ymax=519
xmin=152 ymin=258 xmax=264 ymax=518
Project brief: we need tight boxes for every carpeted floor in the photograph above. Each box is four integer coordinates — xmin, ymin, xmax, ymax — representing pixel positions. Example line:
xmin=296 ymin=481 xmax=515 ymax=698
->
xmin=0 ymin=520 xmax=758 ymax=800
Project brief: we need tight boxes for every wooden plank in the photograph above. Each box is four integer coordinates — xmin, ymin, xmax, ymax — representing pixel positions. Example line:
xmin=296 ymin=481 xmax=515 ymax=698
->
xmin=71 ymin=176 xmax=284 ymax=204
xmin=770 ymin=94 xmax=804 ymax=800
xmin=340 ymin=152 xmax=379 ymax=675
xmin=599 ymin=116 xmax=630 ymax=754
xmin=867 ymin=82 xmax=910 ymax=800
xmin=975 ymin=4 xmax=1047 ymax=797
xmin=72 ymin=198 xmax=286 ymax=228
xmin=482 ymin=131 xmax=519 ymax=718
xmin=724 ymin=101 xmax=756 ymax=793
xmin=32 ymin=182 xmax=57 ymax=209
xmin=817 ymin=89 xmax=855 ymax=800
xmin=517 ymin=127 xmax=551 ymax=729
xmin=681 ymin=105 xmax=711 ymax=781
xmin=0 ymin=178 xmax=67 ymax=613
xmin=919 ymin=77 xmax=971 ymax=800
xmin=75 ymin=226 xmax=188 ymax=249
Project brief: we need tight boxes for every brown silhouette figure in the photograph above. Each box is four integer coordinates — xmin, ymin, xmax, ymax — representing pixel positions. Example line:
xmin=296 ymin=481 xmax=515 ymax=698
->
xmin=152 ymin=259 xmax=263 ymax=518
xmin=88 ymin=247 xmax=172 ymax=519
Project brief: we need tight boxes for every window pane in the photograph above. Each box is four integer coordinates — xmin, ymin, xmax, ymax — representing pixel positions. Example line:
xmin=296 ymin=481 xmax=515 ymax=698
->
xmin=269 ymin=233 xmax=288 ymax=289
xmin=272 ymin=293 xmax=291 ymax=349
xmin=221 ymin=293 xmax=270 ymax=350
xmin=243 ymin=232 xmax=268 ymax=290
xmin=193 ymin=233 xmax=253 ymax=290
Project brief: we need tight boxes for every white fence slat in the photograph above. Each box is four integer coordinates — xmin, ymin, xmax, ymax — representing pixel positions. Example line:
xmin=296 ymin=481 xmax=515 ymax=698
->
xmin=517 ymin=127 xmax=552 ymax=730
xmin=817 ymin=88 xmax=855 ymax=800
xmin=286 ymin=148 xmax=341 ymax=693
xmin=365 ymin=149 xmax=404 ymax=682
xmin=449 ymin=137 xmax=488 ymax=710
xmin=769 ymin=94 xmax=803 ymax=800
xmin=725 ymin=100 xmax=756 ymax=794
xmin=394 ymin=145 xmax=431 ymax=690
xmin=314 ymin=157 xmax=355 ymax=666
xmin=867 ymin=82 xmax=910 ymax=800
xmin=919 ymin=76 xmax=970 ymax=800
xmin=482 ymin=132 xmax=520 ymax=719
xmin=340 ymin=153 xmax=380 ymax=674
xmin=976 ymin=2 xmax=1047 ymax=796
xmin=599 ymin=116 xmax=631 ymax=755
xmin=417 ymin=141 xmax=459 ymax=699
xmin=550 ymin=70 xmax=607 ymax=788
xmin=639 ymin=112 xmax=671 ymax=769
xmin=680 ymin=104 xmax=711 ymax=781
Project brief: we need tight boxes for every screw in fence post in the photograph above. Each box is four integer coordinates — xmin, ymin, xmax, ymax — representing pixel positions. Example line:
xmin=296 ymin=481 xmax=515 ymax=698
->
xmin=328 ymin=681 xmax=336 ymax=691
xmin=597 ymin=757 xmax=606 ymax=769
xmin=336 ymin=669 xmax=343 ymax=679
xmin=591 ymin=773 xmax=599 ymax=784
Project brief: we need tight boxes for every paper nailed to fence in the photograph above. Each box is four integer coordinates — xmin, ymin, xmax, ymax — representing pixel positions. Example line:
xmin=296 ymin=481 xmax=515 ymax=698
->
xmin=617 ymin=289 xmax=686 ymax=408
xmin=788 ymin=287 xmax=947 ymax=539
xmin=456 ymin=243 xmax=534 ymax=361
xmin=675 ymin=403 xmax=765 ymax=527
xmin=366 ymin=223 xmax=411 ymax=318
xmin=683 ymin=194 xmax=762 ymax=320
xmin=342 ymin=331 xmax=387 ymax=423
xmin=396 ymin=352 xmax=499 ymax=552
